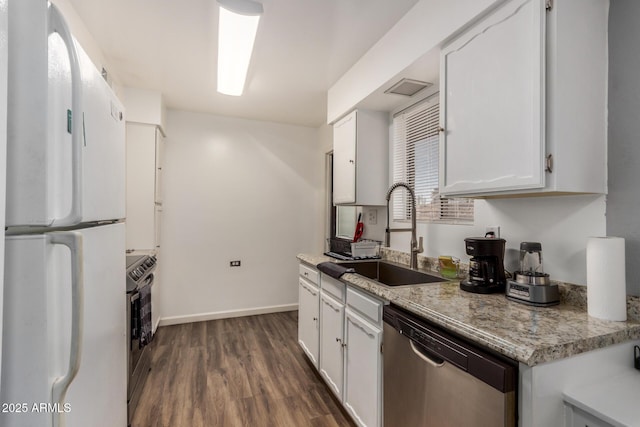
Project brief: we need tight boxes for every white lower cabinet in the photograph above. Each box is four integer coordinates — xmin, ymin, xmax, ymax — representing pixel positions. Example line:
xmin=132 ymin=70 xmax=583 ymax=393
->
xmin=564 ymin=404 xmax=612 ymax=427
xmin=298 ymin=269 xmax=384 ymax=427
xmin=319 ymin=290 xmax=345 ymax=400
xmin=298 ymin=263 xmax=320 ymax=367
xmin=298 ymin=277 xmax=320 ymax=367
xmin=344 ymin=307 xmax=382 ymax=427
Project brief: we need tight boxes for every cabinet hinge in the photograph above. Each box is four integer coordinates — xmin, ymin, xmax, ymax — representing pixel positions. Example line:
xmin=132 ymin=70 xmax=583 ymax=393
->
xmin=545 ymin=154 xmax=553 ymax=173
xmin=546 ymin=0 xmax=553 ymax=11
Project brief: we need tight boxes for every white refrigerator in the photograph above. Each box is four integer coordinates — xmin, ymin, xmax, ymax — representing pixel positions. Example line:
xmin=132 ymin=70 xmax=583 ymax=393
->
xmin=1 ymin=2 xmax=127 ymax=427
xmin=0 ymin=0 xmax=9 ymax=394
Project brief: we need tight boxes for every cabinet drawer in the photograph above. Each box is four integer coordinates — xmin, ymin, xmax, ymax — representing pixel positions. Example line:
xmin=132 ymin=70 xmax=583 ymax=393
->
xmin=564 ymin=403 xmax=613 ymax=427
xmin=321 ymin=275 xmax=345 ymax=302
xmin=347 ymin=286 xmax=382 ymax=325
xmin=299 ymin=263 xmax=319 ymax=285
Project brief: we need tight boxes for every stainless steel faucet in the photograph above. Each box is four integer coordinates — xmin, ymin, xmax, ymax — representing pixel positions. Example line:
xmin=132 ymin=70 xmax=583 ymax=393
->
xmin=385 ymin=182 xmax=424 ymax=269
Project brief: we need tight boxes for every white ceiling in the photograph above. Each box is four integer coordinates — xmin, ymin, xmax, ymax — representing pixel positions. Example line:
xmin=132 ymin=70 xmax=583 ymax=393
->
xmin=67 ymin=0 xmax=420 ymax=127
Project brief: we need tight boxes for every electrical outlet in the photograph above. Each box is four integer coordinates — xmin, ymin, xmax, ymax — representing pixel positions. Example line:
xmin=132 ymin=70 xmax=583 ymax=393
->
xmin=485 ymin=226 xmax=501 ymax=238
xmin=230 ymin=260 xmax=241 ymax=267
xmin=366 ymin=209 xmax=378 ymax=225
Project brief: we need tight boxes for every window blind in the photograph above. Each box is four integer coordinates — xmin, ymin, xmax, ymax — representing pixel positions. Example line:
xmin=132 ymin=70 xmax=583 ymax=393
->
xmin=392 ymin=97 xmax=474 ymax=224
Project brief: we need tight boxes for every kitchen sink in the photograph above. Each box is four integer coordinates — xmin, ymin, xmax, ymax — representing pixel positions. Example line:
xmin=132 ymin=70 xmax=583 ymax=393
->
xmin=338 ymin=260 xmax=444 ymax=286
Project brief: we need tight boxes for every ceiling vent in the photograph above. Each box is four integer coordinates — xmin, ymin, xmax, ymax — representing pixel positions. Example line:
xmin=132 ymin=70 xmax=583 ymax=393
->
xmin=384 ymin=78 xmax=432 ymax=97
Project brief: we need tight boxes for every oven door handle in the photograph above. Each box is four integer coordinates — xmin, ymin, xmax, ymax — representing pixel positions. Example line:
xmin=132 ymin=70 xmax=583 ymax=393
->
xmin=131 ymin=291 xmax=140 ymax=340
xmin=143 ymin=273 xmax=154 ymax=286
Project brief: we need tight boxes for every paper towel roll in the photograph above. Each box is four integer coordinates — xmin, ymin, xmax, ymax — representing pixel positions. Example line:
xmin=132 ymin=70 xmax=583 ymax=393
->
xmin=587 ymin=237 xmax=627 ymax=321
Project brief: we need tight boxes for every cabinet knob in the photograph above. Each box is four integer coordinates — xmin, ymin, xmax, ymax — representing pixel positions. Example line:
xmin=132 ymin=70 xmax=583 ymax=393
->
xmin=438 ymin=127 xmax=445 ymax=133
xmin=336 ymin=337 xmax=342 ymax=343
xmin=313 ymin=317 xmax=318 ymax=321
xmin=349 ymin=159 xmax=355 ymax=164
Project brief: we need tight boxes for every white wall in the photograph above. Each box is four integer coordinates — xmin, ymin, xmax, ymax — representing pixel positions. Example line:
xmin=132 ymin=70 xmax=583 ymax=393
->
xmin=385 ymin=195 xmax=606 ymax=285
xmin=327 ymin=0 xmax=500 ymax=123
xmin=159 ymin=110 xmax=324 ymax=324
xmin=607 ymin=0 xmax=640 ymax=296
xmin=122 ymin=87 xmax=166 ymax=130
xmin=51 ymin=0 xmax=123 ymax=93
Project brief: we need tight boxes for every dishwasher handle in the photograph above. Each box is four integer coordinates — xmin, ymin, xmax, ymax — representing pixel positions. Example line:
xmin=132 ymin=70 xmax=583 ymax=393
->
xmin=410 ymin=340 xmax=445 ymax=367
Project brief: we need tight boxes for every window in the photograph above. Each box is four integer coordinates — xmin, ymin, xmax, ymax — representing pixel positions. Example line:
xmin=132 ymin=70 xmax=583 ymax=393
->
xmin=391 ymin=96 xmax=474 ymax=223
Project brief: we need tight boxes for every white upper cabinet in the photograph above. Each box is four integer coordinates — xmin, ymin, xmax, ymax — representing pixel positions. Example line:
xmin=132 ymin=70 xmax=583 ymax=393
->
xmin=154 ymin=128 xmax=164 ymax=206
xmin=333 ymin=110 xmax=388 ymax=205
xmin=439 ymin=0 xmax=608 ymax=197
xmin=126 ymin=122 xmax=163 ymax=251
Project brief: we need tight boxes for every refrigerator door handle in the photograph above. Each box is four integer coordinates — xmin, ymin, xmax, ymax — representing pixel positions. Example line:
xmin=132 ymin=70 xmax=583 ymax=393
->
xmin=48 ymin=3 xmax=83 ymax=227
xmin=49 ymin=231 xmax=84 ymax=427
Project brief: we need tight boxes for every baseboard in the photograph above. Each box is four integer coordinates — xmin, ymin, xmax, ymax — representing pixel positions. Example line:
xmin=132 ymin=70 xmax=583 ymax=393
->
xmin=152 ymin=317 xmax=161 ymax=334
xmin=158 ymin=303 xmax=299 ymax=327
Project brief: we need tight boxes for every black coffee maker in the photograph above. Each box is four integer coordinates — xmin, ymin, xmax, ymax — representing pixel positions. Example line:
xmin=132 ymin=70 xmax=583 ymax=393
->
xmin=460 ymin=237 xmax=507 ymax=294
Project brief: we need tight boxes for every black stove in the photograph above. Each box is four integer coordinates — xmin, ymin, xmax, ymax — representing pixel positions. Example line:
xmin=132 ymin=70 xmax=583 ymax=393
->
xmin=126 ymin=255 xmax=157 ymax=293
xmin=126 ymin=255 xmax=146 ymax=269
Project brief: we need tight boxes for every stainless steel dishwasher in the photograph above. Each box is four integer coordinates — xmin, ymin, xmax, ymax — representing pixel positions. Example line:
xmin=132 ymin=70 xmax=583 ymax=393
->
xmin=383 ymin=305 xmax=517 ymax=427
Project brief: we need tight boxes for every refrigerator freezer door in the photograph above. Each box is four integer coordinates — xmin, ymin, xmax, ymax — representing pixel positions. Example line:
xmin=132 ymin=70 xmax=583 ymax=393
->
xmin=1 ymin=223 xmax=127 ymax=427
xmin=77 ymin=41 xmax=125 ymax=224
xmin=6 ymin=3 xmax=125 ymax=227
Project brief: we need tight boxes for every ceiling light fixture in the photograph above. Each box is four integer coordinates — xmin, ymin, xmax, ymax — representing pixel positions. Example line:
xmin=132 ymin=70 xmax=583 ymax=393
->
xmin=217 ymin=0 xmax=263 ymax=96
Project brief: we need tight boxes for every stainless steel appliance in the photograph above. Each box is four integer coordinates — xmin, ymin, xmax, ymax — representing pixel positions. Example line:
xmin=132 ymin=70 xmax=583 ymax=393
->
xmin=126 ymin=254 xmax=156 ymax=425
xmin=506 ymin=242 xmax=559 ymax=306
xmin=460 ymin=237 xmax=507 ymax=294
xmin=383 ymin=305 xmax=516 ymax=427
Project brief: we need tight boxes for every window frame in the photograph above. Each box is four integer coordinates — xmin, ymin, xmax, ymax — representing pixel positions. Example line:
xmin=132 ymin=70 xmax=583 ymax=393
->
xmin=391 ymin=94 xmax=474 ymax=225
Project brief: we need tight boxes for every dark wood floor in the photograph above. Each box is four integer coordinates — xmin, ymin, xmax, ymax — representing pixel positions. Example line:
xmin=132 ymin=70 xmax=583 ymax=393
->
xmin=131 ymin=311 xmax=356 ymax=427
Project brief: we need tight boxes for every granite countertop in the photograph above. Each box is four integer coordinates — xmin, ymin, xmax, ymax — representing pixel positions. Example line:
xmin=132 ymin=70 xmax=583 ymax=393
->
xmin=297 ymin=253 xmax=640 ymax=366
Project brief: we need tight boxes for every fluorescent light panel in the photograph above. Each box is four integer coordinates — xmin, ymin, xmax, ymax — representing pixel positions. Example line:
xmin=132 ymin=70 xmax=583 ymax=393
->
xmin=217 ymin=0 xmax=262 ymax=96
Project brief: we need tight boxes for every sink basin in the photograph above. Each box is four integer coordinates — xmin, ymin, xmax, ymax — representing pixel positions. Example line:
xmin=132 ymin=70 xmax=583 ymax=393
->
xmin=338 ymin=260 xmax=444 ymax=286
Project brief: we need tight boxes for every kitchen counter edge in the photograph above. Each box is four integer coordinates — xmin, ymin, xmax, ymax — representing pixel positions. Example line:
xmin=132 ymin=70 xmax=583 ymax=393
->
xmin=297 ymin=253 xmax=640 ymax=366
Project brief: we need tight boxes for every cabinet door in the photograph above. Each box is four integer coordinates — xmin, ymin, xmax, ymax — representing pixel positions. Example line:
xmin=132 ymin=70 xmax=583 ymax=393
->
xmin=564 ymin=404 xmax=613 ymax=427
xmin=440 ymin=0 xmax=546 ymax=196
xmin=333 ymin=111 xmax=357 ymax=204
xmin=154 ymin=128 xmax=164 ymax=206
xmin=154 ymin=204 xmax=162 ymax=250
xmin=344 ymin=308 xmax=382 ymax=427
xmin=125 ymin=123 xmax=157 ymax=251
xmin=298 ymin=278 xmax=320 ymax=368
xmin=319 ymin=291 xmax=345 ymax=400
